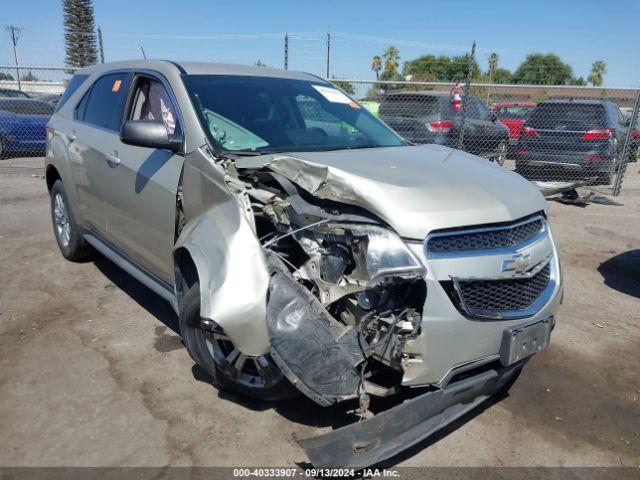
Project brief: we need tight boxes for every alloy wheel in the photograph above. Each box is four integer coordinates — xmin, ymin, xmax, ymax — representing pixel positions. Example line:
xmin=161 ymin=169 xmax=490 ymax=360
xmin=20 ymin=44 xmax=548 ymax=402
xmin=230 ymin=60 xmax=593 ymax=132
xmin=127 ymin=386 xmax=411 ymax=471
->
xmin=203 ymin=328 xmax=283 ymax=390
xmin=53 ymin=193 xmax=71 ymax=248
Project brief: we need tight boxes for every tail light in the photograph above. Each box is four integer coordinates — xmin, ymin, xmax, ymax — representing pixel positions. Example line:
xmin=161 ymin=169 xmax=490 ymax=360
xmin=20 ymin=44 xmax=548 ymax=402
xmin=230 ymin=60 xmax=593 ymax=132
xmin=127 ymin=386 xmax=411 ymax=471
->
xmin=584 ymin=155 xmax=603 ymax=161
xmin=427 ymin=120 xmax=453 ymax=132
xmin=521 ymin=126 xmax=537 ymax=138
xmin=583 ymin=129 xmax=612 ymax=140
xmin=632 ymin=130 xmax=638 ymax=139
xmin=516 ymin=150 xmax=528 ymax=155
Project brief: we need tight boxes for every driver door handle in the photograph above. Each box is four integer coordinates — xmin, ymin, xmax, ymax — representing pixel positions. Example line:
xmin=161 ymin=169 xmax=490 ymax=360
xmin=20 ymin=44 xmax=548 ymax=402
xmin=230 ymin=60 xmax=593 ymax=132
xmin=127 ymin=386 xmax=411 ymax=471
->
xmin=105 ymin=152 xmax=120 ymax=167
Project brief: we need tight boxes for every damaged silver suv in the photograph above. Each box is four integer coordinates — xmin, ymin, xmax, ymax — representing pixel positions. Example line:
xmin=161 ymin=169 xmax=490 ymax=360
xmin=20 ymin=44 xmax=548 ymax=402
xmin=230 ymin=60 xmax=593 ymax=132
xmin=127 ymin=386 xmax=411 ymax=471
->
xmin=46 ymin=61 xmax=563 ymax=468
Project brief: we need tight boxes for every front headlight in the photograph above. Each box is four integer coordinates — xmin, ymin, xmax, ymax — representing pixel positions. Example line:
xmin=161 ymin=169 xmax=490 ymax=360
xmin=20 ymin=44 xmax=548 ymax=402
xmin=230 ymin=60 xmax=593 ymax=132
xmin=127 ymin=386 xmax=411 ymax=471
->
xmin=352 ymin=225 xmax=425 ymax=280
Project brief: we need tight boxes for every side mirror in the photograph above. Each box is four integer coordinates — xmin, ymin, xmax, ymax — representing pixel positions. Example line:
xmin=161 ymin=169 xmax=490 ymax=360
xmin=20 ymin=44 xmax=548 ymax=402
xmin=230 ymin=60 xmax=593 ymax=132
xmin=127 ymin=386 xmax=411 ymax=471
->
xmin=120 ymin=120 xmax=182 ymax=152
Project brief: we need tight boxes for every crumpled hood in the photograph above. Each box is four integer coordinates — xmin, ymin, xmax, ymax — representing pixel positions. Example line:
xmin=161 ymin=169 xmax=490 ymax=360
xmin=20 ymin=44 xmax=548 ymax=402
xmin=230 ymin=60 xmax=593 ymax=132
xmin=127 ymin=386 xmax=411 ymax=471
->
xmin=236 ymin=144 xmax=546 ymax=240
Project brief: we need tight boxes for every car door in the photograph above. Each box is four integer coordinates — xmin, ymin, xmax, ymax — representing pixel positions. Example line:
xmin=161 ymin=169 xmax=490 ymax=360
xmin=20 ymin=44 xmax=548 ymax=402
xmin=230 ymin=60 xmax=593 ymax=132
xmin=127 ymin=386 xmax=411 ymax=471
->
xmin=67 ymin=72 xmax=132 ymax=235
xmin=101 ymin=73 xmax=185 ymax=284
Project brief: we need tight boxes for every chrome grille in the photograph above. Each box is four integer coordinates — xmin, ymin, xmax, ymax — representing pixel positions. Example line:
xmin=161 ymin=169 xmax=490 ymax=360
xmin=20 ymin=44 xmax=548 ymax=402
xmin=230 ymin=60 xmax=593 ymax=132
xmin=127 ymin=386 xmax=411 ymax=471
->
xmin=455 ymin=263 xmax=551 ymax=316
xmin=427 ymin=217 xmax=544 ymax=254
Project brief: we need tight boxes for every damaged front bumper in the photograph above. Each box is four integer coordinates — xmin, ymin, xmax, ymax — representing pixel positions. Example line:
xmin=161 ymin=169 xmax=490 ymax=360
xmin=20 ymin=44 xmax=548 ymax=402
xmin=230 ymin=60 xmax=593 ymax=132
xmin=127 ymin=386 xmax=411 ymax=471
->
xmin=297 ymin=359 xmax=524 ymax=469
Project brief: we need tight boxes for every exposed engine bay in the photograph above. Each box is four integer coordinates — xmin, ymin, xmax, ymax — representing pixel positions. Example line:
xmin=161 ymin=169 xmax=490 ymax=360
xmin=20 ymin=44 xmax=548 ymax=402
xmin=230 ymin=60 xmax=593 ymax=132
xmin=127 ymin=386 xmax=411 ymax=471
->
xmin=223 ymin=157 xmax=427 ymax=408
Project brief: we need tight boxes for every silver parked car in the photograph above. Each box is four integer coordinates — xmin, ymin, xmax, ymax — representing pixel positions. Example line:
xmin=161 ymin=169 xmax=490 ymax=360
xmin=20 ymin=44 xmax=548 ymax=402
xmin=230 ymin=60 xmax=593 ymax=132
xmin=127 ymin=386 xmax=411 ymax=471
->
xmin=45 ymin=61 xmax=563 ymax=469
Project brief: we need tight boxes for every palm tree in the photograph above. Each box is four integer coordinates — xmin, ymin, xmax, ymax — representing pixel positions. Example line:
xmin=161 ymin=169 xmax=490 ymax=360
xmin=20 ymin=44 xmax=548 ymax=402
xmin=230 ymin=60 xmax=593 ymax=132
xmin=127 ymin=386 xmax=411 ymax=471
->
xmin=488 ymin=52 xmax=499 ymax=80
xmin=371 ymin=55 xmax=382 ymax=80
xmin=382 ymin=46 xmax=400 ymax=75
xmin=587 ymin=60 xmax=607 ymax=87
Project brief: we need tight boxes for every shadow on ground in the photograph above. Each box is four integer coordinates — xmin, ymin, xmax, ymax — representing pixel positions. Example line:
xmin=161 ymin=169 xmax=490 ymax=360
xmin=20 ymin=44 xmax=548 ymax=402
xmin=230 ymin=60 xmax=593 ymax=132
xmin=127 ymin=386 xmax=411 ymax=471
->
xmin=598 ymin=249 xmax=640 ymax=298
xmin=91 ymin=251 xmax=517 ymax=469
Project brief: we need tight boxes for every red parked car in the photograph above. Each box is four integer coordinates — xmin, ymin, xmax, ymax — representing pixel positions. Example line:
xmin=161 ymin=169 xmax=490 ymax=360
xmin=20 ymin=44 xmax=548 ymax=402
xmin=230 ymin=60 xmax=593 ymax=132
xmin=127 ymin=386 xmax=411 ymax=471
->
xmin=492 ymin=102 xmax=537 ymax=147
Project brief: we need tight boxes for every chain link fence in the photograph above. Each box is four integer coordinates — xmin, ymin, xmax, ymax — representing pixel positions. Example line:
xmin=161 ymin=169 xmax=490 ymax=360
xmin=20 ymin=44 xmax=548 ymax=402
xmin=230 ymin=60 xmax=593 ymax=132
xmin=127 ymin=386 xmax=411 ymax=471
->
xmin=1 ymin=64 xmax=639 ymax=195
xmin=0 ymin=66 xmax=75 ymax=160
xmin=347 ymin=79 xmax=640 ymax=195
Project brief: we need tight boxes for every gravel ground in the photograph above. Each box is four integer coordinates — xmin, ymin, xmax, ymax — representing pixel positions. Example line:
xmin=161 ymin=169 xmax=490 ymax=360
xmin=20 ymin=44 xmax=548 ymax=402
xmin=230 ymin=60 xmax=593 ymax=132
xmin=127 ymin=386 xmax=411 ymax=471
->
xmin=0 ymin=157 xmax=638 ymax=471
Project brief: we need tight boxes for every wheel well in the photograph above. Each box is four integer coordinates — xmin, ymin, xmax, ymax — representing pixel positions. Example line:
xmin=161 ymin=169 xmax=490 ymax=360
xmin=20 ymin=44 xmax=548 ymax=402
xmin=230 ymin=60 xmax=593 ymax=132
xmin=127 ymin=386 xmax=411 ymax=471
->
xmin=46 ymin=165 xmax=61 ymax=192
xmin=174 ymin=247 xmax=199 ymax=307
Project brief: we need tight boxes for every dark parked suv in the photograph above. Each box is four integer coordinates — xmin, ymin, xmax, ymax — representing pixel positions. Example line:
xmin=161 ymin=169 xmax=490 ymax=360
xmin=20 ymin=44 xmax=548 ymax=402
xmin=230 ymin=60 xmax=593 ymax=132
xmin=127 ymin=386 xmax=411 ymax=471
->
xmin=515 ymin=99 xmax=628 ymax=184
xmin=379 ymin=91 xmax=510 ymax=164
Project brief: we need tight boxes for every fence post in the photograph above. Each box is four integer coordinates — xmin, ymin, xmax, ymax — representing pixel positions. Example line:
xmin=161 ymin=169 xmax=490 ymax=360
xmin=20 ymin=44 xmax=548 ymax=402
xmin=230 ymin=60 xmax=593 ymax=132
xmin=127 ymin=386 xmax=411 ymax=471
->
xmin=457 ymin=41 xmax=476 ymax=150
xmin=613 ymin=89 xmax=640 ymax=196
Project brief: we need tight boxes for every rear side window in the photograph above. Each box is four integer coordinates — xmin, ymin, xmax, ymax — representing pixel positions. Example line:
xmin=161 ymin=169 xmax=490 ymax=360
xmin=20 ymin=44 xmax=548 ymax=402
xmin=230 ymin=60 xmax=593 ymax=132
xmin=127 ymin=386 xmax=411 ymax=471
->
xmin=79 ymin=72 xmax=131 ymax=131
xmin=56 ymin=74 xmax=89 ymax=111
xmin=380 ymin=95 xmax=441 ymax=118
xmin=528 ymin=104 xmax=606 ymax=130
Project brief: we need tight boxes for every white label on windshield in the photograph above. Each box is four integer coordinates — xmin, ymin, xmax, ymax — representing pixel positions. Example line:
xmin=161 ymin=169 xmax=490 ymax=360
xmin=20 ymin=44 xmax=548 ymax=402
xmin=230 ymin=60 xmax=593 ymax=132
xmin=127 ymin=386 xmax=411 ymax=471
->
xmin=312 ymin=85 xmax=354 ymax=105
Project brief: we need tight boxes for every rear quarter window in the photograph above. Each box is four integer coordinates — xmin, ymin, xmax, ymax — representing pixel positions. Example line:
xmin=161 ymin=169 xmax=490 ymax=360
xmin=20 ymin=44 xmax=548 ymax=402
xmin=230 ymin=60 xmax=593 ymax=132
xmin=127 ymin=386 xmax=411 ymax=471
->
xmin=56 ymin=74 xmax=89 ymax=111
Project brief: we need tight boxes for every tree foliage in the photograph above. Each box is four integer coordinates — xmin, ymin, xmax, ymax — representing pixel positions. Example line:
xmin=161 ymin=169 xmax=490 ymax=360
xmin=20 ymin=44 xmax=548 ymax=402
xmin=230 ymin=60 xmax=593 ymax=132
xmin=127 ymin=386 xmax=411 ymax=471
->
xmin=382 ymin=46 xmax=400 ymax=76
xmin=331 ymin=78 xmax=355 ymax=95
xmin=21 ymin=71 xmax=39 ymax=81
xmin=403 ymin=54 xmax=481 ymax=82
xmin=587 ymin=60 xmax=607 ymax=87
xmin=0 ymin=72 xmax=14 ymax=81
xmin=63 ymin=0 xmax=98 ymax=68
xmin=371 ymin=55 xmax=382 ymax=80
xmin=512 ymin=53 xmax=573 ymax=85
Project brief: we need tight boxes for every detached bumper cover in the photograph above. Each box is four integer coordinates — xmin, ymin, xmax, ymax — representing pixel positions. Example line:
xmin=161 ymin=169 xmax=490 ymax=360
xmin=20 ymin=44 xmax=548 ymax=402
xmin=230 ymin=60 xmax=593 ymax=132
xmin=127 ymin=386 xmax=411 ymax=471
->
xmin=297 ymin=361 xmax=523 ymax=469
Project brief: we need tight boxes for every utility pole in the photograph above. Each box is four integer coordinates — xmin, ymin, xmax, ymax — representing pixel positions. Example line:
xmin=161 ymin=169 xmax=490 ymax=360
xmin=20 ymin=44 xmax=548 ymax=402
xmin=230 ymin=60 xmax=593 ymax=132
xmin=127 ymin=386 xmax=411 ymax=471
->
xmin=326 ymin=32 xmax=330 ymax=78
xmin=284 ymin=34 xmax=288 ymax=70
xmin=97 ymin=26 xmax=105 ymax=63
xmin=457 ymin=41 xmax=476 ymax=151
xmin=5 ymin=25 xmax=22 ymax=91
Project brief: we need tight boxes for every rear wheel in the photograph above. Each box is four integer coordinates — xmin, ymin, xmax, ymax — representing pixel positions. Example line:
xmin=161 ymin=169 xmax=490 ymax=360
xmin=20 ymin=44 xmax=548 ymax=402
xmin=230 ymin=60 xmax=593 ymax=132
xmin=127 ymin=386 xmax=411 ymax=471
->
xmin=179 ymin=282 xmax=297 ymax=401
xmin=49 ymin=180 xmax=93 ymax=261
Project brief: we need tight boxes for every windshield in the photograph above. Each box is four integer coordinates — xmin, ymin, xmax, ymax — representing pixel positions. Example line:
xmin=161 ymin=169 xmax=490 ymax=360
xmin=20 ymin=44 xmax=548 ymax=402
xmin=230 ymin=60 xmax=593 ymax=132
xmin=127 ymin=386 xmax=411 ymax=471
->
xmin=183 ymin=75 xmax=404 ymax=153
xmin=0 ymin=99 xmax=54 ymax=115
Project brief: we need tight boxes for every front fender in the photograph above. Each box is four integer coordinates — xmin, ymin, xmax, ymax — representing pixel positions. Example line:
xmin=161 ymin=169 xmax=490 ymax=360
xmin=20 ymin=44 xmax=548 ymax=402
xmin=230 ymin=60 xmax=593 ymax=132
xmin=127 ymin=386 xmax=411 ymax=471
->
xmin=174 ymin=148 xmax=271 ymax=357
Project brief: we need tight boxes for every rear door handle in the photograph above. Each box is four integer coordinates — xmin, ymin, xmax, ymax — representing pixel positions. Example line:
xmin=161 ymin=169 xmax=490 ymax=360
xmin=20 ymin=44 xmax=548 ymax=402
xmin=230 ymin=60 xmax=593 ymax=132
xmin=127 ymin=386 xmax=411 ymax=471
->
xmin=105 ymin=152 xmax=120 ymax=167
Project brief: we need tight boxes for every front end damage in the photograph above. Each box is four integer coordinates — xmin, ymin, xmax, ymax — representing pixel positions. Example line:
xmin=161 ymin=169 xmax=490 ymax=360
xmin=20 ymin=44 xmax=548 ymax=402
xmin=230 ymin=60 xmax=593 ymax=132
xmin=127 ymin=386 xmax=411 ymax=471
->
xmin=184 ymin=147 xmax=559 ymax=468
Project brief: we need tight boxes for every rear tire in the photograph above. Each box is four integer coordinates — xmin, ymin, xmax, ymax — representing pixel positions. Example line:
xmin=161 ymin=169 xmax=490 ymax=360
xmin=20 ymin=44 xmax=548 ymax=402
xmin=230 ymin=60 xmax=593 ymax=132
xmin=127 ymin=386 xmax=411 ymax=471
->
xmin=49 ymin=180 xmax=93 ymax=261
xmin=179 ymin=282 xmax=297 ymax=402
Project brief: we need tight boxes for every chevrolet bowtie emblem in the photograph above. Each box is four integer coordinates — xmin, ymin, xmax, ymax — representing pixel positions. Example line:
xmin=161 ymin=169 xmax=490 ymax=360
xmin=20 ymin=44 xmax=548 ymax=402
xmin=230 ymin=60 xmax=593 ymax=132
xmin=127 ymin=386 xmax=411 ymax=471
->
xmin=502 ymin=253 xmax=532 ymax=274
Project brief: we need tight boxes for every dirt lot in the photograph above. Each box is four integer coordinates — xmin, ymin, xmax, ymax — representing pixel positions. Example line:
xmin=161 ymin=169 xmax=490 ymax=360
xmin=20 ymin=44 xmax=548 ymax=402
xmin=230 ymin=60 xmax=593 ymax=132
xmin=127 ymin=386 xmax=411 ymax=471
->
xmin=0 ymin=157 xmax=639 ymax=471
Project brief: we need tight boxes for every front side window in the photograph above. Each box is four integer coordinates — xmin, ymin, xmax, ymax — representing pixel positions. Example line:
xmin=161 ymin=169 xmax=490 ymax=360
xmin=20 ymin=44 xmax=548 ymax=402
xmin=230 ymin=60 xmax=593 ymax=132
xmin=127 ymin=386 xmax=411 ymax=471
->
xmin=80 ymin=72 xmax=131 ymax=131
xmin=183 ymin=75 xmax=404 ymax=153
xmin=129 ymin=76 xmax=178 ymax=135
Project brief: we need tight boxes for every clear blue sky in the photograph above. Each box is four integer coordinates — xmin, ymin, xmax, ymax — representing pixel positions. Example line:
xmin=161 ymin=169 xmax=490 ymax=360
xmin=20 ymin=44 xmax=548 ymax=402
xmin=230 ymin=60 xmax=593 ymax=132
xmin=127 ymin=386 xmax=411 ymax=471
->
xmin=1 ymin=0 xmax=638 ymax=86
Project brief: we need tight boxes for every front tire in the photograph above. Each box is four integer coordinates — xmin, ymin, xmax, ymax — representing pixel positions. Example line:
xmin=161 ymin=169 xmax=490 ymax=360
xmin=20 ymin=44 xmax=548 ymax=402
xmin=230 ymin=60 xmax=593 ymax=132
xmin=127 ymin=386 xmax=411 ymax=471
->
xmin=179 ymin=282 xmax=296 ymax=402
xmin=50 ymin=180 xmax=93 ymax=261
xmin=494 ymin=139 xmax=507 ymax=166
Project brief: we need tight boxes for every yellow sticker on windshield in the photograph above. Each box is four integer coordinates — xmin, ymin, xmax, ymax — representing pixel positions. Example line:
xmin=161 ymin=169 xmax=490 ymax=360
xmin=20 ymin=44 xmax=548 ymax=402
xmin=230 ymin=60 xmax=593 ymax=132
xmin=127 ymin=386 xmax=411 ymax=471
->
xmin=112 ymin=80 xmax=122 ymax=92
